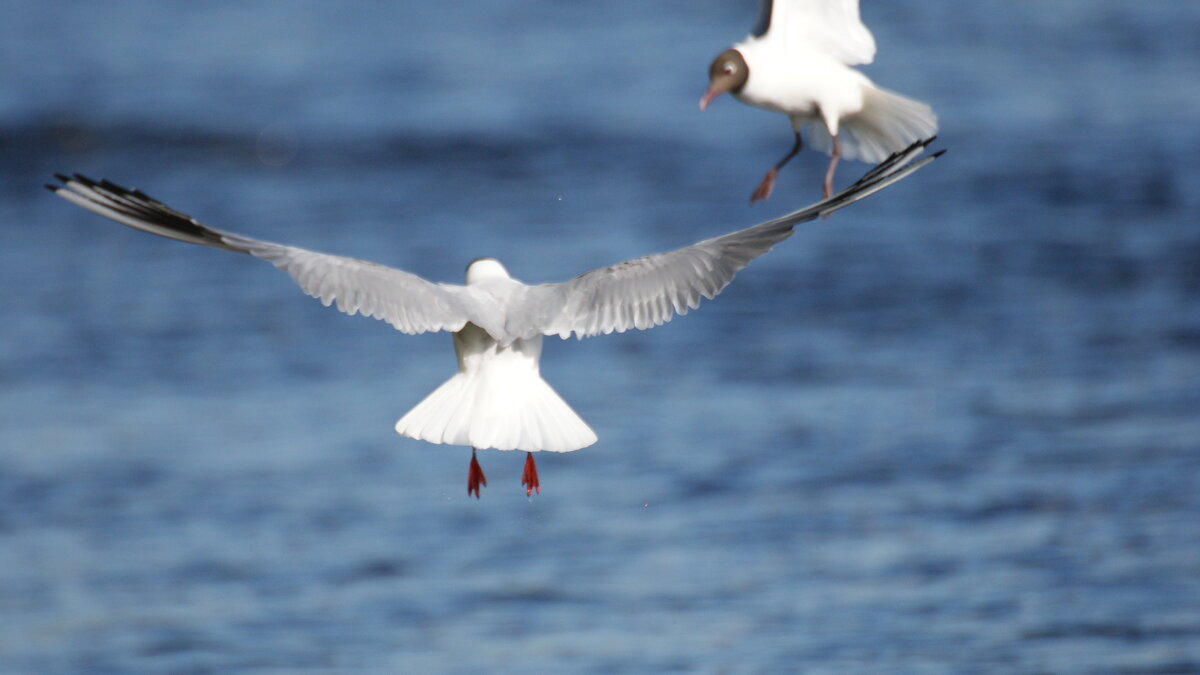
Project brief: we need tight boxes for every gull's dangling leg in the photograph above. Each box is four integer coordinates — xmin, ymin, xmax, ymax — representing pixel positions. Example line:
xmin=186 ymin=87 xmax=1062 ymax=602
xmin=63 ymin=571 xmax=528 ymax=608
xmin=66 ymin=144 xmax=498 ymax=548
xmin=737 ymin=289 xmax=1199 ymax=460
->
xmin=751 ymin=130 xmax=804 ymax=204
xmin=521 ymin=452 xmax=540 ymax=497
xmin=823 ymin=135 xmax=842 ymax=199
xmin=468 ymin=447 xmax=487 ymax=499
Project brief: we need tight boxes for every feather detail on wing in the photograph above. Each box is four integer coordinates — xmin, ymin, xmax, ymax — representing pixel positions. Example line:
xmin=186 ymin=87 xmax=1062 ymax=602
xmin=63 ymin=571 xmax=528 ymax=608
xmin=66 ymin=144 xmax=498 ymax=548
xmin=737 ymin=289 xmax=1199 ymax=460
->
xmin=755 ymin=0 xmax=876 ymax=65
xmin=217 ymin=234 xmax=479 ymax=335
xmin=46 ymin=174 xmax=478 ymax=336
xmin=522 ymin=138 xmax=940 ymax=340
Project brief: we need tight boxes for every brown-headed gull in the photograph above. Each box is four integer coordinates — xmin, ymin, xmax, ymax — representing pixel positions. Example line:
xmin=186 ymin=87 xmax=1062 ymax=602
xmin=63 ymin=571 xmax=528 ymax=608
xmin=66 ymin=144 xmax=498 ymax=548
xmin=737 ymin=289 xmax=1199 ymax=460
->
xmin=701 ymin=0 xmax=938 ymax=202
xmin=46 ymin=138 xmax=939 ymax=498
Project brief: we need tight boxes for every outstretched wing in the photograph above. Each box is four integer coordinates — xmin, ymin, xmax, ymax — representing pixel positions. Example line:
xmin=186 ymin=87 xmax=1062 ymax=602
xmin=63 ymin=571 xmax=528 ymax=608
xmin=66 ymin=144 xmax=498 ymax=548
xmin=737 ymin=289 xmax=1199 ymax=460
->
xmin=517 ymin=138 xmax=940 ymax=340
xmin=47 ymin=174 xmax=482 ymax=336
xmin=753 ymin=0 xmax=876 ymax=65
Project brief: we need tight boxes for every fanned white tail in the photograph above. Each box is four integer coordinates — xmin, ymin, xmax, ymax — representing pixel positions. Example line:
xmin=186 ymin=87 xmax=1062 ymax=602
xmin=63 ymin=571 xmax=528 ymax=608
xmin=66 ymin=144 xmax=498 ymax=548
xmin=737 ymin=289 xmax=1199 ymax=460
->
xmin=809 ymin=85 xmax=938 ymax=164
xmin=395 ymin=323 xmax=597 ymax=452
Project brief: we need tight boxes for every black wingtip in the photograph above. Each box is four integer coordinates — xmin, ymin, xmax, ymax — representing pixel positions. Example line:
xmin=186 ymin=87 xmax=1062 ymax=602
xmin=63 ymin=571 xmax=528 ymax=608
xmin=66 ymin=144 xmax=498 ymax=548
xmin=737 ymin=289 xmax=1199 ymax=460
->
xmin=931 ymin=149 xmax=946 ymax=159
xmin=44 ymin=183 xmax=61 ymax=192
xmin=53 ymin=172 xmax=70 ymax=183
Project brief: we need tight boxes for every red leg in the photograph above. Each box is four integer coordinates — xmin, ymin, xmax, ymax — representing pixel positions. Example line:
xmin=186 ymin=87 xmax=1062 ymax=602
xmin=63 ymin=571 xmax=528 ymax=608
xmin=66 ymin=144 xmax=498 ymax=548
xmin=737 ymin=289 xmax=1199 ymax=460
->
xmin=468 ymin=447 xmax=487 ymax=499
xmin=751 ymin=130 xmax=804 ymax=204
xmin=521 ymin=452 xmax=540 ymax=496
xmin=823 ymin=135 xmax=842 ymax=199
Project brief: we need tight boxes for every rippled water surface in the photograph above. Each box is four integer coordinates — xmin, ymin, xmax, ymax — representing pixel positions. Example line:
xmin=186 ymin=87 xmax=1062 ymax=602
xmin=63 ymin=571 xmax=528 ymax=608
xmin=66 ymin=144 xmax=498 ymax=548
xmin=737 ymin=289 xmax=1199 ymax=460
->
xmin=3 ymin=1 xmax=1200 ymax=672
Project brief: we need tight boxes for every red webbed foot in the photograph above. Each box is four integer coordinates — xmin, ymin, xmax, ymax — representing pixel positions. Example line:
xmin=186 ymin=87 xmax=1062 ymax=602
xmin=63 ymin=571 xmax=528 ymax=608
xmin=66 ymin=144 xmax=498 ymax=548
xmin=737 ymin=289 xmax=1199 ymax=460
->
xmin=750 ymin=168 xmax=778 ymax=203
xmin=468 ymin=448 xmax=487 ymax=499
xmin=521 ymin=452 xmax=540 ymax=496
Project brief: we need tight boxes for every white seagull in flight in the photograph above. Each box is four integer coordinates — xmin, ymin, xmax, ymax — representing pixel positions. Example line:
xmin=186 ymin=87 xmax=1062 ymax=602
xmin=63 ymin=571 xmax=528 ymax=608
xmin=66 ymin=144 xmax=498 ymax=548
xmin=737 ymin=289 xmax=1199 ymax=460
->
xmin=701 ymin=0 xmax=938 ymax=202
xmin=47 ymin=139 xmax=939 ymax=498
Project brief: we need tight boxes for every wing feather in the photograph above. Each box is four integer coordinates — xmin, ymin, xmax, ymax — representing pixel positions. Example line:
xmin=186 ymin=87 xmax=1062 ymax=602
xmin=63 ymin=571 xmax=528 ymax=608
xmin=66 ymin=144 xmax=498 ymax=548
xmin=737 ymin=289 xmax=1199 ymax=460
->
xmin=520 ymin=138 xmax=939 ymax=340
xmin=46 ymin=174 xmax=479 ymax=336
xmin=757 ymin=0 xmax=876 ymax=65
xmin=48 ymin=138 xmax=940 ymax=345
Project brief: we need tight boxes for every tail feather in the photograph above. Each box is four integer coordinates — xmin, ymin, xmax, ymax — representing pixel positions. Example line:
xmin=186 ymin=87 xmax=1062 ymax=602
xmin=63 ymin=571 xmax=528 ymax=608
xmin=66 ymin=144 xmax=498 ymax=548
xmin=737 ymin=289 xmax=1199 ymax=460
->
xmin=396 ymin=374 xmax=469 ymax=446
xmin=810 ymin=86 xmax=938 ymax=164
xmin=395 ymin=371 xmax=597 ymax=452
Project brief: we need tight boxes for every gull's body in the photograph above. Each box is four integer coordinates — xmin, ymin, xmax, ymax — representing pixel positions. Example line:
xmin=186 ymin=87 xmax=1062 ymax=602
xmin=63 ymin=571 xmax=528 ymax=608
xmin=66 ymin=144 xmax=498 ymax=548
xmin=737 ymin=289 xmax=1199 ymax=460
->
xmin=701 ymin=0 xmax=938 ymax=202
xmin=47 ymin=139 xmax=939 ymax=497
xmin=395 ymin=260 xmax=597 ymax=456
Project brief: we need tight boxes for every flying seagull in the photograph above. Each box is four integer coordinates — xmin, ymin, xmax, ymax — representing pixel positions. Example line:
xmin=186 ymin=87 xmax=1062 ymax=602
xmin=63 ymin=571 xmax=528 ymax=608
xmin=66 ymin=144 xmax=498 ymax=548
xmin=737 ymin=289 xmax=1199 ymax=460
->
xmin=701 ymin=0 xmax=938 ymax=203
xmin=47 ymin=138 xmax=939 ymax=498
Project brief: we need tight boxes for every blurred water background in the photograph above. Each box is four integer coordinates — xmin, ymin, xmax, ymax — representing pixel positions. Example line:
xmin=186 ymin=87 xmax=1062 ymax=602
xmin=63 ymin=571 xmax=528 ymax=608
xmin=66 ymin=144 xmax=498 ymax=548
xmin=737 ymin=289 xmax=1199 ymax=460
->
xmin=2 ymin=1 xmax=1199 ymax=672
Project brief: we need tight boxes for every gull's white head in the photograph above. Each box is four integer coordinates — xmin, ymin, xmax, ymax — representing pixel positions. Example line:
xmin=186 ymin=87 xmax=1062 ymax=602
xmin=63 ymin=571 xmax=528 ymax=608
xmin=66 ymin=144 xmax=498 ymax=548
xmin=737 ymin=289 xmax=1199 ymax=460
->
xmin=465 ymin=257 xmax=511 ymax=284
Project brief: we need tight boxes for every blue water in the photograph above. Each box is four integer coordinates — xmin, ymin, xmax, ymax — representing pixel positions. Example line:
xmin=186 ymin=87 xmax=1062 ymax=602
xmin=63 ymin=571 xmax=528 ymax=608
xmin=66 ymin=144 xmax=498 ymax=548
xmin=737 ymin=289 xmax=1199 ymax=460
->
xmin=3 ymin=1 xmax=1200 ymax=672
